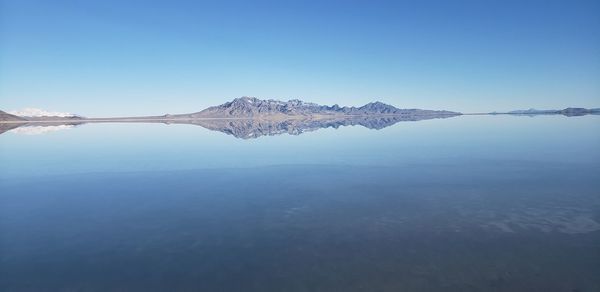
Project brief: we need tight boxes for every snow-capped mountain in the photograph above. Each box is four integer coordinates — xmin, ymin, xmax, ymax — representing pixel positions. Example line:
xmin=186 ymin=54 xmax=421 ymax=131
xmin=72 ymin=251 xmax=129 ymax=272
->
xmin=8 ymin=108 xmax=77 ymax=118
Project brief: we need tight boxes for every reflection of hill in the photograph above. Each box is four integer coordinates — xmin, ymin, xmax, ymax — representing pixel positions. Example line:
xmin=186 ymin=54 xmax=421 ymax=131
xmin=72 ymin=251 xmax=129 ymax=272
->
xmin=171 ymin=114 xmax=460 ymax=139
xmin=0 ymin=122 xmax=85 ymax=135
xmin=0 ymin=122 xmax=27 ymax=135
xmin=0 ymin=114 xmax=460 ymax=138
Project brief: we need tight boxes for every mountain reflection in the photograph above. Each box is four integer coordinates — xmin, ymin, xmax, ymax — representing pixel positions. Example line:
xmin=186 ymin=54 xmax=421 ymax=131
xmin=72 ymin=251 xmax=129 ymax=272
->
xmin=1 ymin=122 xmax=85 ymax=135
xmin=1 ymin=114 xmax=459 ymax=138
xmin=168 ymin=114 xmax=459 ymax=139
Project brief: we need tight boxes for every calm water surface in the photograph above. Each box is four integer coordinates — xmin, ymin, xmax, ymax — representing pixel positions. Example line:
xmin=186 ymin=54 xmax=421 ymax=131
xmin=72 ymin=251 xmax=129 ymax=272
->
xmin=1 ymin=115 xmax=599 ymax=291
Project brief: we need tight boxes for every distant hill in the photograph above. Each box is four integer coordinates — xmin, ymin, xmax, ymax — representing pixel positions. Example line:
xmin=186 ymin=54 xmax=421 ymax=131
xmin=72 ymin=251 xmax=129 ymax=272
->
xmin=503 ymin=108 xmax=600 ymax=117
xmin=20 ymin=115 xmax=85 ymax=121
xmin=1 ymin=108 xmax=84 ymax=122
xmin=173 ymin=97 xmax=460 ymax=119
xmin=0 ymin=110 xmax=27 ymax=122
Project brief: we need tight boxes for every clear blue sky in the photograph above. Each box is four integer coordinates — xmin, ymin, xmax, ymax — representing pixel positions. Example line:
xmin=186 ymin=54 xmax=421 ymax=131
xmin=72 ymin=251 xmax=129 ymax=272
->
xmin=1 ymin=0 xmax=599 ymax=116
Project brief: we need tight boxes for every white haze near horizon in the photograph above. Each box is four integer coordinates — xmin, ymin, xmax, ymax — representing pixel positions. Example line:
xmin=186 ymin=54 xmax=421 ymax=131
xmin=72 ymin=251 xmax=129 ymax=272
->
xmin=8 ymin=108 xmax=75 ymax=117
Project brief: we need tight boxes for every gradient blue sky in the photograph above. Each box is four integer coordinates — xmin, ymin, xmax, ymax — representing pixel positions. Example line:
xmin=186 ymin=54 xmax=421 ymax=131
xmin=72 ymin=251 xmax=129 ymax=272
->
xmin=1 ymin=0 xmax=599 ymax=116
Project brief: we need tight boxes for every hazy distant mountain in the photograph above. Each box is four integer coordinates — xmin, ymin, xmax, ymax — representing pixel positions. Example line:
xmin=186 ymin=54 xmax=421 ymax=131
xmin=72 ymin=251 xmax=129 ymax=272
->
xmin=8 ymin=108 xmax=77 ymax=118
xmin=0 ymin=110 xmax=27 ymax=122
xmin=174 ymin=97 xmax=460 ymax=119
xmin=21 ymin=115 xmax=85 ymax=121
xmin=506 ymin=108 xmax=600 ymax=116
xmin=4 ymin=108 xmax=84 ymax=121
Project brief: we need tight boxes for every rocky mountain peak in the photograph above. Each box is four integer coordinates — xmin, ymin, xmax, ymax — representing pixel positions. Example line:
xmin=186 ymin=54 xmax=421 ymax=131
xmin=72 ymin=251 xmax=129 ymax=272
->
xmin=176 ymin=97 xmax=460 ymax=119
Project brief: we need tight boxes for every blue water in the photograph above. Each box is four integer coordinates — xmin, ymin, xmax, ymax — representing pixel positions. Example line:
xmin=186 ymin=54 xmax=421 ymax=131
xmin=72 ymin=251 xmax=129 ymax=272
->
xmin=1 ymin=115 xmax=599 ymax=291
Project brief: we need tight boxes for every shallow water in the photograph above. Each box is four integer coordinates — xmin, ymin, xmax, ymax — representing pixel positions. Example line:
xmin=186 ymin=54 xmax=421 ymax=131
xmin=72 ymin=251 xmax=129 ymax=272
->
xmin=1 ymin=115 xmax=599 ymax=291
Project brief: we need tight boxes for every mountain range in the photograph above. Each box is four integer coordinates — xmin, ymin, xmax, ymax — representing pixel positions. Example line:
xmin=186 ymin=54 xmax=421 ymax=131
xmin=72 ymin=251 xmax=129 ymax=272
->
xmin=2 ymin=97 xmax=460 ymax=122
xmin=0 ymin=97 xmax=463 ymax=137
xmin=168 ymin=97 xmax=459 ymax=119
xmin=2 ymin=97 xmax=599 ymax=139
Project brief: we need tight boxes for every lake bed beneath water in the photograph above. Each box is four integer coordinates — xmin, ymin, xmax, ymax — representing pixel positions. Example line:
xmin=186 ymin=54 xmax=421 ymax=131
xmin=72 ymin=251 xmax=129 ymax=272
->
xmin=1 ymin=115 xmax=599 ymax=291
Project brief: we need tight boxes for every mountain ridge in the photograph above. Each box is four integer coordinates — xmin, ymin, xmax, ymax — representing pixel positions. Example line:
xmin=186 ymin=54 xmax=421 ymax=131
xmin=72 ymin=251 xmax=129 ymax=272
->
xmin=0 ymin=110 xmax=27 ymax=122
xmin=172 ymin=97 xmax=460 ymax=119
xmin=4 ymin=98 xmax=600 ymax=121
